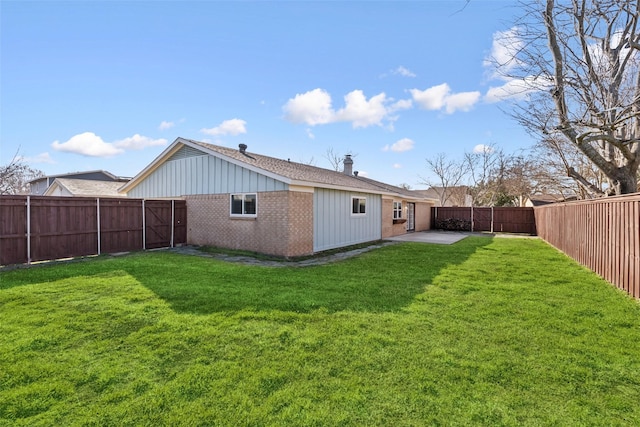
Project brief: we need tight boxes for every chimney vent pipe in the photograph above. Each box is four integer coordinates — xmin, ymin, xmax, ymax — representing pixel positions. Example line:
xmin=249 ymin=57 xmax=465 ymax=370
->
xmin=343 ymin=154 xmax=353 ymax=176
xmin=239 ymin=144 xmax=248 ymax=154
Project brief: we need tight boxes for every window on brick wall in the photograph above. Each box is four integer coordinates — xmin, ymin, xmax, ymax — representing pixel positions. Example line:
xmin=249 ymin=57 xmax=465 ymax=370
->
xmin=351 ymin=196 xmax=366 ymax=216
xmin=393 ymin=201 xmax=402 ymax=219
xmin=231 ymin=193 xmax=257 ymax=217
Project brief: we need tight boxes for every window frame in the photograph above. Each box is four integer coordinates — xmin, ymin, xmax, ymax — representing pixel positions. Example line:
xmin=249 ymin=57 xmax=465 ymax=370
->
xmin=230 ymin=193 xmax=258 ymax=217
xmin=393 ymin=201 xmax=402 ymax=219
xmin=351 ymin=196 xmax=367 ymax=216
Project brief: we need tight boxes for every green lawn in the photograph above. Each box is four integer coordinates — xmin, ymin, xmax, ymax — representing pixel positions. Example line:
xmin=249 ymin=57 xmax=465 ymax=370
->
xmin=1 ymin=237 xmax=639 ymax=426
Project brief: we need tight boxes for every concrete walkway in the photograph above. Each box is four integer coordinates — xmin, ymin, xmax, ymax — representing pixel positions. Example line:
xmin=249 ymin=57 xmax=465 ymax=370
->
xmin=386 ymin=231 xmax=470 ymax=245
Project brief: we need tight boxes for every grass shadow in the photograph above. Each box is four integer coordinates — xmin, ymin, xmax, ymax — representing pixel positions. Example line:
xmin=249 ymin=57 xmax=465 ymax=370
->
xmin=1 ymin=237 xmax=494 ymax=315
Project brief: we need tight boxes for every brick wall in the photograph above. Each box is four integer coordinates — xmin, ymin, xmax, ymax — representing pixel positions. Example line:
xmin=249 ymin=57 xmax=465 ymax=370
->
xmin=286 ymin=191 xmax=314 ymax=256
xmin=381 ymin=198 xmax=408 ymax=238
xmin=382 ymin=198 xmax=433 ymax=238
xmin=414 ymin=201 xmax=432 ymax=231
xmin=381 ymin=198 xmax=394 ymax=238
xmin=186 ymin=191 xmax=313 ymax=257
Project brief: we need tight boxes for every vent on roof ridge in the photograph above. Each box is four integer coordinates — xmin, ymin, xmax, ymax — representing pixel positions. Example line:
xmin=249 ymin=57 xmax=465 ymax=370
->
xmin=239 ymin=144 xmax=248 ymax=154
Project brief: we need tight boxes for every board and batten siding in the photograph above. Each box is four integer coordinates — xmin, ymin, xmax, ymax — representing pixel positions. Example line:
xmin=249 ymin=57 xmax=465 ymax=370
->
xmin=127 ymin=147 xmax=287 ymax=198
xmin=313 ymin=188 xmax=382 ymax=252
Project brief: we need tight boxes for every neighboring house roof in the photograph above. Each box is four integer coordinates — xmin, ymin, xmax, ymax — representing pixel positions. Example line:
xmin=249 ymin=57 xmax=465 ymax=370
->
xmin=412 ymin=186 xmax=471 ymax=206
xmin=28 ymin=170 xmax=130 ymax=184
xmin=44 ymin=178 xmax=128 ymax=197
xmin=121 ymin=137 xmax=434 ymax=201
xmin=525 ymin=194 xmax=578 ymax=206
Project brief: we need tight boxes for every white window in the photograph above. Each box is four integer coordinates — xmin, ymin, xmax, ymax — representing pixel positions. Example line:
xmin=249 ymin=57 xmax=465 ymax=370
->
xmin=230 ymin=193 xmax=257 ymax=217
xmin=393 ymin=201 xmax=402 ymax=219
xmin=351 ymin=196 xmax=366 ymax=216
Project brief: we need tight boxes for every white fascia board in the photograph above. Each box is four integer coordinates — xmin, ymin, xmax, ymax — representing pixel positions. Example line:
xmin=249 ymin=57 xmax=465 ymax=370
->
xmin=43 ymin=179 xmax=71 ymax=196
xmin=118 ymin=138 xmax=186 ymax=193
xmin=288 ymin=185 xmax=315 ymax=193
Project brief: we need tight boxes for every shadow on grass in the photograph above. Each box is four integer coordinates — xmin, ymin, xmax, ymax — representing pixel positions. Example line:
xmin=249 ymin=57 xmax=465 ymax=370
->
xmin=1 ymin=237 xmax=493 ymax=315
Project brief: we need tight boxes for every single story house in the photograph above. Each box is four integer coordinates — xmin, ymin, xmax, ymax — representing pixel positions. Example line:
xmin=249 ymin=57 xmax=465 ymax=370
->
xmin=120 ymin=137 xmax=436 ymax=257
xmin=43 ymin=178 xmax=128 ymax=198
xmin=29 ymin=170 xmax=130 ymax=195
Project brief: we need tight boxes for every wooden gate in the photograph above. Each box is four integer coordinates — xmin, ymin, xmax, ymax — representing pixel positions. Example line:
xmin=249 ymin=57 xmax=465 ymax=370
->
xmin=144 ymin=200 xmax=187 ymax=249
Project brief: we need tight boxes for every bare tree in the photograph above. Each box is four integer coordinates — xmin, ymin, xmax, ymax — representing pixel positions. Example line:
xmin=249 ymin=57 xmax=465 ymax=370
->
xmin=420 ymin=153 xmax=469 ymax=206
xmin=324 ymin=147 xmax=358 ymax=172
xmin=530 ymin=134 xmax=609 ymax=198
xmin=0 ymin=151 xmax=45 ymax=195
xmin=493 ymin=0 xmax=640 ymax=195
xmin=464 ymin=144 xmax=503 ymax=206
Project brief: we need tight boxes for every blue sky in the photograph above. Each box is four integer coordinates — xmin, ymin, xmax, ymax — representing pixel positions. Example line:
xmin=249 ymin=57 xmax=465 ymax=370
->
xmin=1 ymin=0 xmax=534 ymax=189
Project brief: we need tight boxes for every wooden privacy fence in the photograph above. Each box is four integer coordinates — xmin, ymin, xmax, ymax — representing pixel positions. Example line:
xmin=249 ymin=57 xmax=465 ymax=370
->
xmin=431 ymin=206 xmax=537 ymax=235
xmin=534 ymin=193 xmax=640 ymax=299
xmin=0 ymin=196 xmax=186 ymax=266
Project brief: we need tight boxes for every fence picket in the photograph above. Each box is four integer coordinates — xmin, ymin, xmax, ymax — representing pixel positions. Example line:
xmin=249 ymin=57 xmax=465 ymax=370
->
xmin=0 ymin=196 xmax=186 ymax=266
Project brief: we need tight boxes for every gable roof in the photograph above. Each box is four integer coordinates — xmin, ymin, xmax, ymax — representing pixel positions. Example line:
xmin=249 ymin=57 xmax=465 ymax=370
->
xmin=29 ymin=170 xmax=130 ymax=184
xmin=44 ymin=178 xmax=128 ymax=197
xmin=121 ymin=138 xmax=433 ymax=201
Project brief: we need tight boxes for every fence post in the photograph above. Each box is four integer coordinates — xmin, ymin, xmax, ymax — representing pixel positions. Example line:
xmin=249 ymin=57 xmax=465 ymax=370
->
xmin=142 ymin=199 xmax=146 ymax=250
xmin=96 ymin=198 xmax=101 ymax=255
xmin=170 ymin=199 xmax=175 ymax=248
xmin=491 ymin=207 xmax=494 ymax=233
xmin=434 ymin=206 xmax=437 ymax=228
xmin=471 ymin=206 xmax=474 ymax=232
xmin=26 ymin=196 xmax=31 ymax=264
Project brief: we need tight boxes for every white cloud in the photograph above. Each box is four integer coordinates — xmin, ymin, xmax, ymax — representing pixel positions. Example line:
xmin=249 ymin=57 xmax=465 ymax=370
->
xmin=410 ymin=83 xmax=480 ymax=114
xmin=383 ymin=137 xmax=415 ymax=153
xmin=159 ymin=120 xmax=174 ymax=131
xmin=393 ymin=163 xmax=402 ymax=169
xmin=389 ymin=98 xmax=413 ymax=112
xmin=393 ymin=66 xmax=416 ymax=78
xmin=51 ymin=132 xmax=167 ymax=158
xmin=201 ymin=118 xmax=247 ymax=136
xmin=443 ymin=91 xmax=482 ymax=113
xmin=335 ymin=90 xmax=388 ymax=128
xmin=305 ymin=128 xmax=315 ymax=139
xmin=410 ymin=83 xmax=449 ymax=110
xmin=484 ymin=75 xmax=552 ymax=103
xmin=473 ymin=144 xmax=494 ymax=154
xmin=20 ymin=152 xmax=55 ymax=164
xmin=114 ymin=134 xmax=168 ymax=150
xmin=484 ymin=27 xmax=523 ymax=77
xmin=283 ymin=88 xmax=408 ymax=128
xmin=52 ymin=132 xmax=124 ymax=157
xmin=282 ymin=88 xmax=334 ymax=126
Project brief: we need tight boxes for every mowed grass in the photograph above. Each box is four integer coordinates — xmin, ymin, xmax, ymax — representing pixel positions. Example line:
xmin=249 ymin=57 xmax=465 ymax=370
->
xmin=1 ymin=237 xmax=639 ymax=426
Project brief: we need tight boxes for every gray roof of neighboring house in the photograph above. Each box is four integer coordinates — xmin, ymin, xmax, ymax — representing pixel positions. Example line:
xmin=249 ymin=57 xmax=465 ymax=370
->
xmin=45 ymin=178 xmax=128 ymax=197
xmin=29 ymin=170 xmax=130 ymax=184
xmin=123 ymin=137 xmax=433 ymax=200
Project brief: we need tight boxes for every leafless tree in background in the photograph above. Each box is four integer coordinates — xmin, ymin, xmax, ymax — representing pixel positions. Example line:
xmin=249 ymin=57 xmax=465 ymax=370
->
xmin=420 ymin=152 xmax=469 ymax=206
xmin=324 ymin=147 xmax=358 ymax=172
xmin=491 ymin=0 xmax=640 ymax=195
xmin=0 ymin=150 xmax=44 ymax=195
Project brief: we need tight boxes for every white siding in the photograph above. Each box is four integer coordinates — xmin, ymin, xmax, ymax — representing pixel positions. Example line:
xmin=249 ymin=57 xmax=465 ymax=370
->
xmin=313 ymin=188 xmax=382 ymax=252
xmin=127 ymin=155 xmax=287 ymax=198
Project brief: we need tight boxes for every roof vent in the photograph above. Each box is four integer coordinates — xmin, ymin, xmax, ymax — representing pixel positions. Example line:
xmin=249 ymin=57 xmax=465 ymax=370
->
xmin=354 ymin=171 xmax=359 ymax=177
xmin=239 ymin=144 xmax=248 ymax=154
